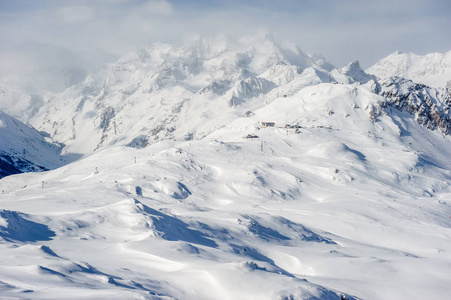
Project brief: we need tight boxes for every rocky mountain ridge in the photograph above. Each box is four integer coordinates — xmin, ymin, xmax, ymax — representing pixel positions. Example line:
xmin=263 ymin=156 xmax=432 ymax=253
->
xmin=375 ymin=77 xmax=451 ymax=135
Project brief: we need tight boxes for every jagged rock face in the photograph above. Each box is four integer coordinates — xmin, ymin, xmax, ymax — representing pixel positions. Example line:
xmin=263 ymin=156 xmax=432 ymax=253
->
xmin=377 ymin=77 xmax=451 ymax=135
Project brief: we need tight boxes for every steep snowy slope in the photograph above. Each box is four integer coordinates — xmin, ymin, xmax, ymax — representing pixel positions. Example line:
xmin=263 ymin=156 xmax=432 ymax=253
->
xmin=0 ymin=111 xmax=74 ymax=179
xmin=1 ymin=82 xmax=451 ymax=299
xmin=330 ymin=61 xmax=376 ymax=84
xmin=367 ymin=51 xmax=451 ymax=88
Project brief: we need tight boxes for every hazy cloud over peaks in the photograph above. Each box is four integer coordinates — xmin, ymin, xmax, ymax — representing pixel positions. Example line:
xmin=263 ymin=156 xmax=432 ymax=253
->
xmin=0 ymin=0 xmax=450 ymax=94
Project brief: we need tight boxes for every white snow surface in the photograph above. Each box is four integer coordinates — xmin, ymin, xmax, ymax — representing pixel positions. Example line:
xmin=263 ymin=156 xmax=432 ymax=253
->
xmin=0 ymin=111 xmax=73 ymax=177
xmin=0 ymin=87 xmax=44 ymax=123
xmin=367 ymin=51 xmax=451 ymax=88
xmin=1 ymin=36 xmax=451 ymax=299
xmin=331 ymin=61 xmax=376 ymax=85
xmin=1 ymin=82 xmax=451 ymax=299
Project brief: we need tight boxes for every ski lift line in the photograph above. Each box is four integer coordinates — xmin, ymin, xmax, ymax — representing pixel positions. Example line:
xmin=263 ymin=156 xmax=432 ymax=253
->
xmin=281 ymin=139 xmax=293 ymax=147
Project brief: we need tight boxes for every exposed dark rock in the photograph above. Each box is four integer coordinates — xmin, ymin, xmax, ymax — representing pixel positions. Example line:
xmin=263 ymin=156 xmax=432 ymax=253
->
xmin=99 ymin=107 xmax=115 ymax=132
xmin=377 ymin=77 xmax=451 ymax=135
xmin=126 ymin=135 xmax=149 ymax=149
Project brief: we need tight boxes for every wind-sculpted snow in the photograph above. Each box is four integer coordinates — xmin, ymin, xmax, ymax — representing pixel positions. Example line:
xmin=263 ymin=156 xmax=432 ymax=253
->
xmin=2 ymin=80 xmax=451 ymax=298
xmin=241 ymin=215 xmax=335 ymax=245
xmin=0 ymin=210 xmax=55 ymax=243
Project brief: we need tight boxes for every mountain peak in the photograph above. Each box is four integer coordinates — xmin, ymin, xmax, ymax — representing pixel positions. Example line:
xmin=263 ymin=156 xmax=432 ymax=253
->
xmin=367 ymin=51 xmax=451 ymax=88
xmin=330 ymin=60 xmax=376 ymax=84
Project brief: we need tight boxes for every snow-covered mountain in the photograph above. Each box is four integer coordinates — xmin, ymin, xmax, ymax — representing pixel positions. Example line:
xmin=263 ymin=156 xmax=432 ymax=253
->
xmin=25 ymin=34 xmax=389 ymax=155
xmin=375 ymin=77 xmax=451 ymax=134
xmin=0 ymin=111 xmax=74 ymax=179
xmin=26 ymin=35 xmax=338 ymax=154
xmin=1 ymin=80 xmax=451 ymax=299
xmin=330 ymin=60 xmax=376 ymax=84
xmin=1 ymin=35 xmax=451 ymax=299
xmin=367 ymin=51 xmax=451 ymax=88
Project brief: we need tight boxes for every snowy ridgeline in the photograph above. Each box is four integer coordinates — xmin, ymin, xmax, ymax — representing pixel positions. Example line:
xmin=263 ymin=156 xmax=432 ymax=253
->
xmin=0 ymin=34 xmax=448 ymax=155
xmin=366 ymin=50 xmax=451 ymax=89
xmin=0 ymin=35 xmax=451 ymax=299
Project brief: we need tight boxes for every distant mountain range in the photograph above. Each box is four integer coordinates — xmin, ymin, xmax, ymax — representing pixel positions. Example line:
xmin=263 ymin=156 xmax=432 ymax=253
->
xmin=0 ymin=34 xmax=451 ymax=299
xmin=2 ymin=34 xmax=450 ymax=157
xmin=366 ymin=50 xmax=451 ymax=89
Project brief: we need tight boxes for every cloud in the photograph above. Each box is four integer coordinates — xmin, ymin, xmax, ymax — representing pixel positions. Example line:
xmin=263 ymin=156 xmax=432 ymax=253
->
xmin=139 ymin=0 xmax=173 ymax=15
xmin=58 ymin=6 xmax=95 ymax=24
xmin=0 ymin=0 xmax=450 ymax=93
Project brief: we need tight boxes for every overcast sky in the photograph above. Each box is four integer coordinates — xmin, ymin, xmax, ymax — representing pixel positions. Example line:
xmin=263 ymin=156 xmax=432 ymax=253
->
xmin=1 ymin=0 xmax=450 ymax=91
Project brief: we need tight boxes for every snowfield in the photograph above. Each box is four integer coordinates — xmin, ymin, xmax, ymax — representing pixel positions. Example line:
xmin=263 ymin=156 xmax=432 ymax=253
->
xmin=1 ymin=35 xmax=451 ymax=299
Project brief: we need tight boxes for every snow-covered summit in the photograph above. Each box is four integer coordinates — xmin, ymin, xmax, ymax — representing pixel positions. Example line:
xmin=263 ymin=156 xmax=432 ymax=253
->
xmin=331 ymin=60 xmax=376 ymax=84
xmin=367 ymin=51 xmax=451 ymax=88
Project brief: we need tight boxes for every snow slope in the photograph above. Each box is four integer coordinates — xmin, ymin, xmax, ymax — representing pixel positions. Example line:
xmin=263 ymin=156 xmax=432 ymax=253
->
xmin=331 ymin=61 xmax=376 ymax=84
xmin=1 ymin=35 xmax=451 ymax=299
xmin=367 ymin=51 xmax=451 ymax=88
xmin=1 ymin=82 xmax=451 ymax=299
xmin=0 ymin=111 xmax=75 ymax=179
